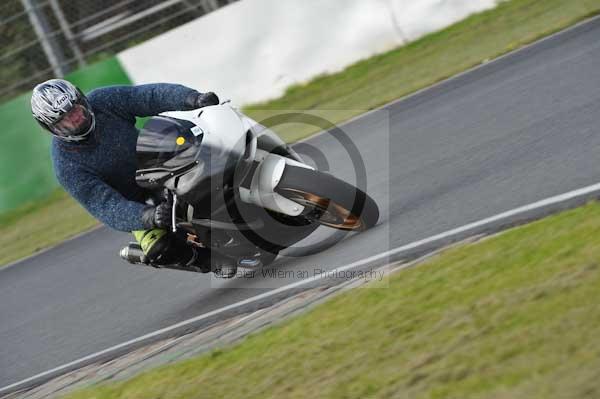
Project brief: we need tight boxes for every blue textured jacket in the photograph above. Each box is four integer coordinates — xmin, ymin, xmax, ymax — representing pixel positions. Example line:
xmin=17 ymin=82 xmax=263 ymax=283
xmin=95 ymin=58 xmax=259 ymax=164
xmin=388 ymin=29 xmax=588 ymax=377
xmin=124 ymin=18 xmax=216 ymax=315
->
xmin=52 ymin=83 xmax=200 ymax=232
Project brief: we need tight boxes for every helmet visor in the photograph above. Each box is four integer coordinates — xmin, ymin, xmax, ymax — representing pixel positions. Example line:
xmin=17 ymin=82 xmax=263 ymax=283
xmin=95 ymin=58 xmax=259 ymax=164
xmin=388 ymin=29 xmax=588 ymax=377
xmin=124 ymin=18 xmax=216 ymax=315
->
xmin=51 ymin=99 xmax=93 ymax=139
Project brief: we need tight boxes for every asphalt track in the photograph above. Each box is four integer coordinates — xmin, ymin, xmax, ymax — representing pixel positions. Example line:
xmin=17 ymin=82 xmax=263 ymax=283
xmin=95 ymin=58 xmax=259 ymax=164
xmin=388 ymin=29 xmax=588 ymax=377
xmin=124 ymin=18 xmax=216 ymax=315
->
xmin=2 ymin=16 xmax=600 ymax=390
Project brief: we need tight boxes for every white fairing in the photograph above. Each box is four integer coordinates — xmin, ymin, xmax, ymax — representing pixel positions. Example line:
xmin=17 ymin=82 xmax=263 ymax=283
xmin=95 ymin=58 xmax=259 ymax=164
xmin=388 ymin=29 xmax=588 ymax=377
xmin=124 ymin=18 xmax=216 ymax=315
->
xmin=162 ymin=105 xmax=314 ymax=217
xmin=239 ymin=153 xmax=307 ymax=217
xmin=162 ymin=105 xmax=247 ymax=160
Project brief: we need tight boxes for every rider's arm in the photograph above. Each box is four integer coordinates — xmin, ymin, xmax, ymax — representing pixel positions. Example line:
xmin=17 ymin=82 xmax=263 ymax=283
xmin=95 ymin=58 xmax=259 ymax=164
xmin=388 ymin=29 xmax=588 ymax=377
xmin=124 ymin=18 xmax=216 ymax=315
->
xmin=56 ymin=165 xmax=148 ymax=232
xmin=90 ymin=83 xmax=204 ymax=120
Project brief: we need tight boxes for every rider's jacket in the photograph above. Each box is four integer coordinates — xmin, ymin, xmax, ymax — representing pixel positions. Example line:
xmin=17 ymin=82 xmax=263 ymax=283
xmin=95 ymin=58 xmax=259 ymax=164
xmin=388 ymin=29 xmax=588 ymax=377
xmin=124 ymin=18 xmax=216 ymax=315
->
xmin=51 ymin=84 xmax=200 ymax=232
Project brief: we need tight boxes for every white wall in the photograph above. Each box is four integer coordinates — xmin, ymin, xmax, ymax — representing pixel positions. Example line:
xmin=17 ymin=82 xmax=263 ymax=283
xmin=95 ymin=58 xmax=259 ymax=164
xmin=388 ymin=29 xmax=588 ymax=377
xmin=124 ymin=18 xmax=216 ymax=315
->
xmin=118 ymin=0 xmax=498 ymax=106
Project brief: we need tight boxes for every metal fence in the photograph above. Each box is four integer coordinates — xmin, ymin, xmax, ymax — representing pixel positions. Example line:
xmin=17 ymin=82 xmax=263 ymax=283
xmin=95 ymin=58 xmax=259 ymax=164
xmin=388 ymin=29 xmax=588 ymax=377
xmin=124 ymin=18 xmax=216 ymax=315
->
xmin=0 ymin=0 xmax=237 ymax=103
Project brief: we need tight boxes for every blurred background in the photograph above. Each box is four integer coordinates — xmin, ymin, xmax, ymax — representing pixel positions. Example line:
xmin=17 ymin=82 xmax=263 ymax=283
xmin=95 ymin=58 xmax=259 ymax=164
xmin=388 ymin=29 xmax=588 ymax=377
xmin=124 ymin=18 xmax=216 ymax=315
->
xmin=1 ymin=0 xmax=238 ymax=214
xmin=1 ymin=0 xmax=238 ymax=102
xmin=0 ymin=0 xmax=495 ymax=214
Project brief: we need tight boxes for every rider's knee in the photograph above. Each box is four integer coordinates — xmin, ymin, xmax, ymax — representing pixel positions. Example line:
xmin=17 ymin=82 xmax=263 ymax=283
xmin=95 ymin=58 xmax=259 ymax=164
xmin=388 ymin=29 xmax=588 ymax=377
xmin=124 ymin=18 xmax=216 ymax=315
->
xmin=132 ymin=229 xmax=175 ymax=264
xmin=132 ymin=229 xmax=201 ymax=267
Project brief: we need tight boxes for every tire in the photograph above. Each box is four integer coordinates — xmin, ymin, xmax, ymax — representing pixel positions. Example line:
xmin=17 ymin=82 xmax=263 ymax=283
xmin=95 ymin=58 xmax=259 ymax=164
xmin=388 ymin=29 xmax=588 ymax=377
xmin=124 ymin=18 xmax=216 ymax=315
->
xmin=276 ymin=166 xmax=379 ymax=230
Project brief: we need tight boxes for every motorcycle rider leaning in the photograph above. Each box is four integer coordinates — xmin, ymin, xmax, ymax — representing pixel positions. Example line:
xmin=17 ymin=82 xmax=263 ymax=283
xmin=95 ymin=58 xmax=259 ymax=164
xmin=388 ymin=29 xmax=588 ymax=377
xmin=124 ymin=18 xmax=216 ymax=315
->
xmin=31 ymin=79 xmax=237 ymax=278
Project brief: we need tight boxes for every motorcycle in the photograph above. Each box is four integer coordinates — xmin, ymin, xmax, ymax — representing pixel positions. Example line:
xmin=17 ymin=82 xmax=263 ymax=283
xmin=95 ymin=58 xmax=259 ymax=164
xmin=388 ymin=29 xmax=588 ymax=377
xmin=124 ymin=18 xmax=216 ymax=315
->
xmin=120 ymin=103 xmax=379 ymax=277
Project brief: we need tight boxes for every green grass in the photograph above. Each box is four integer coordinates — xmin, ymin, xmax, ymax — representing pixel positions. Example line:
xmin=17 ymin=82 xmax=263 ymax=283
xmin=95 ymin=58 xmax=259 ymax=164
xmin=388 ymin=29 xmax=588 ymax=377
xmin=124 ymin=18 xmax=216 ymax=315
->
xmin=0 ymin=189 xmax=97 ymax=266
xmin=65 ymin=202 xmax=600 ymax=398
xmin=4 ymin=0 xmax=600 ymax=267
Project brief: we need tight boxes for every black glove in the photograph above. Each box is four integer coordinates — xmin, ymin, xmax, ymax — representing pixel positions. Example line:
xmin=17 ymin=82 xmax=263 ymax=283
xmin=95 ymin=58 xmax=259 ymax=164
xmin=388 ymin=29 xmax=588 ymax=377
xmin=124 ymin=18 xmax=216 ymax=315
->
xmin=195 ymin=92 xmax=220 ymax=108
xmin=141 ymin=200 xmax=173 ymax=230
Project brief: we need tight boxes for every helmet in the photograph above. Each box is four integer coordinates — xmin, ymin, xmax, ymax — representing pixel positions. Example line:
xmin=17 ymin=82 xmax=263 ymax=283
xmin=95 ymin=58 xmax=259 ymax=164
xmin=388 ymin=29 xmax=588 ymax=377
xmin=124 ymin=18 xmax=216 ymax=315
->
xmin=31 ymin=79 xmax=95 ymax=142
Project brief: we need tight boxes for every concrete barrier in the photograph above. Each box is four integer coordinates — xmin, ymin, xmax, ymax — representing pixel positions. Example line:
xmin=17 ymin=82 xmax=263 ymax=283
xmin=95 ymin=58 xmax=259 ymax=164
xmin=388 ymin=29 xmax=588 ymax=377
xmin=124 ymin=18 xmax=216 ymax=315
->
xmin=118 ymin=0 xmax=499 ymax=105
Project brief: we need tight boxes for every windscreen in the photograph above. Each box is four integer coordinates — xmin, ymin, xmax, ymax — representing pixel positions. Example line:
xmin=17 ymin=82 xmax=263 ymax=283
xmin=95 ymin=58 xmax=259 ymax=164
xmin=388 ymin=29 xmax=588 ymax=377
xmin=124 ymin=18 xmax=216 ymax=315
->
xmin=136 ymin=116 xmax=202 ymax=171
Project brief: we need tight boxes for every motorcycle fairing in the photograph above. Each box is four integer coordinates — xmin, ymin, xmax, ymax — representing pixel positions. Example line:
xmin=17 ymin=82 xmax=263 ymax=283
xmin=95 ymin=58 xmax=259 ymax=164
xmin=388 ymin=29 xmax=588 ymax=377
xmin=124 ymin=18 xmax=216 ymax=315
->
xmin=135 ymin=116 xmax=202 ymax=188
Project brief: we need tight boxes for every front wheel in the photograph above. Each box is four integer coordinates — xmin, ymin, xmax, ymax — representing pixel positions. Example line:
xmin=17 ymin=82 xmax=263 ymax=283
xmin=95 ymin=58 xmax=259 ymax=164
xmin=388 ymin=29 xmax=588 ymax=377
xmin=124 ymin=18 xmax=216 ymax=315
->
xmin=276 ymin=166 xmax=379 ymax=231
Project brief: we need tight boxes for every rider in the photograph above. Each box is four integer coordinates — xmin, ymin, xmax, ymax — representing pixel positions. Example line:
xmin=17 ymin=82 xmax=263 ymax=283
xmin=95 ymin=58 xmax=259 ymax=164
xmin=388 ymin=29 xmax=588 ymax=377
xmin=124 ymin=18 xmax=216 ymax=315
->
xmin=30 ymin=79 xmax=237 ymax=278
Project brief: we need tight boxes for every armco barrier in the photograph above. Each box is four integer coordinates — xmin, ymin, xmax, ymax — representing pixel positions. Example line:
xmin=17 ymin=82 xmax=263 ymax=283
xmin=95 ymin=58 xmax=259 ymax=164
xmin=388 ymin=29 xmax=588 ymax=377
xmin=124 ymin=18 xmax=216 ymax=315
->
xmin=0 ymin=57 xmax=132 ymax=214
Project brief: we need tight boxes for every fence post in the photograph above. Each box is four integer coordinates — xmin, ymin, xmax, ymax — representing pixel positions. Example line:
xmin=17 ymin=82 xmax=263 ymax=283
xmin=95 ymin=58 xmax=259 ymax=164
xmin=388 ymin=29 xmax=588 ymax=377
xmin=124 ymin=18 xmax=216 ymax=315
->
xmin=48 ymin=0 xmax=86 ymax=68
xmin=20 ymin=0 xmax=69 ymax=78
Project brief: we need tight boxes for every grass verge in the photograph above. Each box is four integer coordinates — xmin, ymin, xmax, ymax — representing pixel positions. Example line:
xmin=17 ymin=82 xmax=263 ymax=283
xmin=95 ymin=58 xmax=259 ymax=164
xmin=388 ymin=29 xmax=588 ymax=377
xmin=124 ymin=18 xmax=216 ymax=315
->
xmin=4 ymin=0 xmax=600 ymax=267
xmin=0 ymin=190 xmax=97 ymax=267
xmin=65 ymin=202 xmax=600 ymax=398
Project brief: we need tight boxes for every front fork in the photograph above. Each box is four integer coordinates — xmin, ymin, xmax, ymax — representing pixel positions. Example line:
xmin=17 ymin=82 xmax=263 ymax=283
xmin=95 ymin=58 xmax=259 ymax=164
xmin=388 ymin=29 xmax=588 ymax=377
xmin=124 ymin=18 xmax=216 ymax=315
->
xmin=238 ymin=151 xmax=314 ymax=217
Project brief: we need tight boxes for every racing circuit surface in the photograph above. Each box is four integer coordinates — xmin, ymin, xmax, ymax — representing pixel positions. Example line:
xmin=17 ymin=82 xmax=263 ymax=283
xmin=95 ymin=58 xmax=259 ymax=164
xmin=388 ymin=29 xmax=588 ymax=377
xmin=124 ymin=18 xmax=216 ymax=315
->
xmin=2 ymin=17 xmax=600 ymax=389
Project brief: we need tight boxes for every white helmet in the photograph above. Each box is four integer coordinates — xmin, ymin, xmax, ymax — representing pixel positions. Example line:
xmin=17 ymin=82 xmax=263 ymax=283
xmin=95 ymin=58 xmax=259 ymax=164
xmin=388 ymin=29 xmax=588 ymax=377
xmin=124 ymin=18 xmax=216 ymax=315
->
xmin=31 ymin=79 xmax=95 ymax=142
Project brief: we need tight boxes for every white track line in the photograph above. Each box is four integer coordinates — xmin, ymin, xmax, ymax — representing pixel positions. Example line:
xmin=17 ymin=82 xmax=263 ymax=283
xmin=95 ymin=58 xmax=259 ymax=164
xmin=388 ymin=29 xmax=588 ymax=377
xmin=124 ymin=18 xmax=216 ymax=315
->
xmin=3 ymin=181 xmax=600 ymax=394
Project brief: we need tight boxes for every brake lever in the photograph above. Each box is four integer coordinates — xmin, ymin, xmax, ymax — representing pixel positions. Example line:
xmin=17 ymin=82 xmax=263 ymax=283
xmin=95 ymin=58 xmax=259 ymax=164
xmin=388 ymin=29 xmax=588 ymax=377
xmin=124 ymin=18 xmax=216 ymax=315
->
xmin=162 ymin=188 xmax=178 ymax=234
xmin=171 ymin=193 xmax=178 ymax=233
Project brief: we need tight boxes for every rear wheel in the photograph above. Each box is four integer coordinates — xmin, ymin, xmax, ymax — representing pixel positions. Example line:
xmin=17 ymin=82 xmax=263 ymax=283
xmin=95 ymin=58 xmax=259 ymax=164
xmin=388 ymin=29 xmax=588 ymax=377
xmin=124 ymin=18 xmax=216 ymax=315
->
xmin=276 ymin=166 xmax=379 ymax=231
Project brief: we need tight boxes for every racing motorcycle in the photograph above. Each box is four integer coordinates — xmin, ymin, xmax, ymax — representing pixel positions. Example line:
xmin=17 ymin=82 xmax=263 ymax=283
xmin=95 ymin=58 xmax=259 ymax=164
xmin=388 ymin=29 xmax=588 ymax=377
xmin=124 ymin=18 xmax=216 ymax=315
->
xmin=120 ymin=103 xmax=379 ymax=276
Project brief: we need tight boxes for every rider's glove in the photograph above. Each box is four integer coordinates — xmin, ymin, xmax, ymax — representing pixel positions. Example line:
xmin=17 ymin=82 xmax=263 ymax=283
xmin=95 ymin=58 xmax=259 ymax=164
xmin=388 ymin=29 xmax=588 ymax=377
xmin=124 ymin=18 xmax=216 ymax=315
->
xmin=141 ymin=200 xmax=173 ymax=230
xmin=196 ymin=92 xmax=220 ymax=108
xmin=186 ymin=91 xmax=220 ymax=109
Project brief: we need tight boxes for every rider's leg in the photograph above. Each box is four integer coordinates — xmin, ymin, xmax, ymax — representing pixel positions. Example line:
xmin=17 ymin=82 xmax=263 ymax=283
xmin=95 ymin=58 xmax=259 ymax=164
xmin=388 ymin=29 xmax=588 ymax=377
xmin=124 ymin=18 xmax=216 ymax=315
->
xmin=130 ymin=229 xmax=237 ymax=277
xmin=132 ymin=229 xmax=168 ymax=262
xmin=131 ymin=229 xmax=210 ymax=272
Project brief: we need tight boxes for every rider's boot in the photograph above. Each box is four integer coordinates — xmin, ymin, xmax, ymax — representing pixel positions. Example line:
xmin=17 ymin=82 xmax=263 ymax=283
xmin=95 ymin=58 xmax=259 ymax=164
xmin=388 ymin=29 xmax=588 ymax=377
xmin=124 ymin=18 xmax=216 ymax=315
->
xmin=131 ymin=228 xmax=169 ymax=263
xmin=125 ymin=228 xmax=206 ymax=270
xmin=123 ymin=229 xmax=238 ymax=278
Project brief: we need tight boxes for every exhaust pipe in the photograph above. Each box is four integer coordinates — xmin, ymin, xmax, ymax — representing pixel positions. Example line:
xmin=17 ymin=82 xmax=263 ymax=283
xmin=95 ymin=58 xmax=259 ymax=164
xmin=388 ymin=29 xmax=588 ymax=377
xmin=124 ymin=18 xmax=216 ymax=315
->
xmin=119 ymin=242 xmax=148 ymax=265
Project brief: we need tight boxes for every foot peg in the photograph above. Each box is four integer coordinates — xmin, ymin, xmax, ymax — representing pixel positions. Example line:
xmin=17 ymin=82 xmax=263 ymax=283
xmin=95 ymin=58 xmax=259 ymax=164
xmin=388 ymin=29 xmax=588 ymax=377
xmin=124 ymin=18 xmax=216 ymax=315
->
xmin=237 ymin=257 xmax=262 ymax=268
xmin=212 ymin=257 xmax=261 ymax=278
